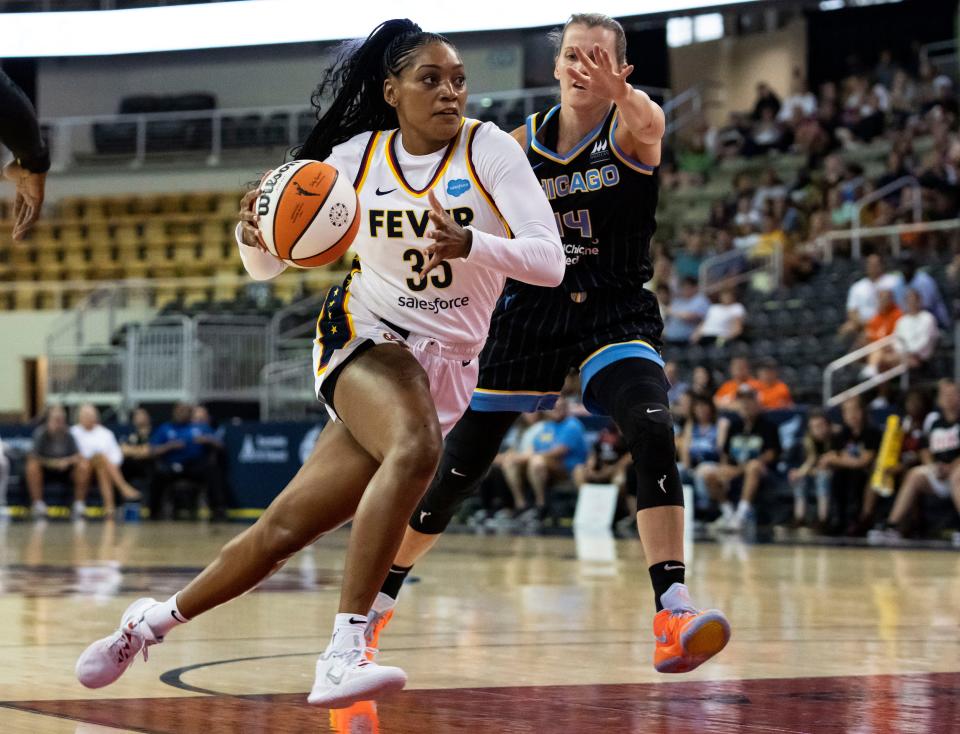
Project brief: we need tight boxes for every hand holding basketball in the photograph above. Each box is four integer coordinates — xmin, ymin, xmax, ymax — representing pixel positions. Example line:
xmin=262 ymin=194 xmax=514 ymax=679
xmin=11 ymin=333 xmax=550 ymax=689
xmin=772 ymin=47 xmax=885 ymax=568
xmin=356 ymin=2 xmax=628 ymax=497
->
xmin=238 ymin=188 xmax=265 ymax=251
xmin=423 ymin=189 xmax=472 ymax=276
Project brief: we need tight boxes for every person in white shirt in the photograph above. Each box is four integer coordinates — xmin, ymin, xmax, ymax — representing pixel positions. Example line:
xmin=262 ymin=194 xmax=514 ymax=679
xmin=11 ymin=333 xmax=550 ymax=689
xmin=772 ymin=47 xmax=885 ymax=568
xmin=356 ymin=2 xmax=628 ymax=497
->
xmin=691 ymin=287 xmax=746 ymax=345
xmin=869 ymin=288 xmax=940 ymax=375
xmin=70 ymin=404 xmax=141 ymax=518
xmin=839 ymin=253 xmax=902 ymax=336
xmin=77 ymin=19 xmax=563 ymax=708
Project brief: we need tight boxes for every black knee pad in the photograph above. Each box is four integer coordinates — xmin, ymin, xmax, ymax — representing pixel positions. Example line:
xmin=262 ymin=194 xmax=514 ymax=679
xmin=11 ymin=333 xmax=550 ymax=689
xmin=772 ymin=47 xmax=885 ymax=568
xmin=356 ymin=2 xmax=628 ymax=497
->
xmin=409 ymin=409 xmax=517 ymax=534
xmin=588 ymin=359 xmax=684 ymax=509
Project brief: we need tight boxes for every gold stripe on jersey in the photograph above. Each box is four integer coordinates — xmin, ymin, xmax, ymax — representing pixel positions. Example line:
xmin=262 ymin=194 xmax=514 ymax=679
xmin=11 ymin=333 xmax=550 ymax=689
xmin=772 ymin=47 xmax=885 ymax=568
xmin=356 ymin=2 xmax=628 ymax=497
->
xmin=578 ymin=339 xmax=658 ymax=369
xmin=353 ymin=132 xmax=381 ymax=193
xmin=385 ymin=119 xmax=464 ymax=197
xmin=465 ymin=121 xmax=512 ymax=238
xmin=608 ymin=109 xmax=656 ymax=175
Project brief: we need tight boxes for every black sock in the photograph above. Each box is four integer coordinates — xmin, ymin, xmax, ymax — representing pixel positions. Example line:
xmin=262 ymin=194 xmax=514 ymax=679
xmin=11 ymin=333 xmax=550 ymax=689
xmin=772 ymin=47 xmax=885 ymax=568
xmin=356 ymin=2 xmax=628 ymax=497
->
xmin=380 ymin=564 xmax=413 ymax=600
xmin=648 ymin=560 xmax=686 ymax=612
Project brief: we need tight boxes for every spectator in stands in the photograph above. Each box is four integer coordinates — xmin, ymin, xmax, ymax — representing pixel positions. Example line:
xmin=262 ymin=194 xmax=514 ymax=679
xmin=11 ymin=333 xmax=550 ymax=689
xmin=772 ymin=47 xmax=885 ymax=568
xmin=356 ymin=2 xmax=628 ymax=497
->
xmin=664 ymin=361 xmax=688 ymax=404
xmin=573 ymin=422 xmax=634 ymax=533
xmin=778 ymin=72 xmax=817 ymax=124
xmin=468 ymin=415 xmax=534 ymax=527
xmin=690 ymin=365 xmax=716 ymax=400
xmin=501 ymin=399 xmax=587 ymax=527
xmin=674 ymin=229 xmax=708 ymax=281
xmin=71 ymin=404 xmax=141 ymax=518
xmin=865 ymin=288 xmax=938 ymax=377
xmin=864 ymin=289 xmax=902 ymax=344
xmin=894 ymin=254 xmax=950 ymax=328
xmin=752 ymin=82 xmax=782 ymax=121
xmin=701 ymin=385 xmax=781 ymax=533
xmin=752 ymin=168 xmax=788 ymax=215
xmin=714 ymin=357 xmax=763 ymax=409
xmin=656 ymin=283 xmax=671 ymax=323
xmin=680 ymin=396 xmax=729 ymax=511
xmin=821 ymin=397 xmax=882 ymax=535
xmin=787 ymin=409 xmax=833 ymax=531
xmin=839 ymin=254 xmax=901 ymax=337
xmin=0 ymin=70 xmax=49 ymax=240
xmin=691 ymin=287 xmax=746 ymax=345
xmin=149 ymin=402 xmax=227 ymax=521
xmin=752 ymin=213 xmax=788 ymax=259
xmin=756 ymin=358 xmax=794 ymax=410
xmin=25 ymin=406 xmax=91 ymax=520
xmin=121 ymin=408 xmax=157 ymax=498
xmin=883 ymin=380 xmax=960 ymax=538
xmin=663 ymin=276 xmax=710 ymax=344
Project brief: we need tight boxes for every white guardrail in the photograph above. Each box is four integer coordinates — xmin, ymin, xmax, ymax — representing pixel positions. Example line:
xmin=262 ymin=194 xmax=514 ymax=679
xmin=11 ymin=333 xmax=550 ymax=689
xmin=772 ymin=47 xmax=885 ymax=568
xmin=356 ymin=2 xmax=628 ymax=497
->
xmin=823 ymin=334 xmax=909 ymax=408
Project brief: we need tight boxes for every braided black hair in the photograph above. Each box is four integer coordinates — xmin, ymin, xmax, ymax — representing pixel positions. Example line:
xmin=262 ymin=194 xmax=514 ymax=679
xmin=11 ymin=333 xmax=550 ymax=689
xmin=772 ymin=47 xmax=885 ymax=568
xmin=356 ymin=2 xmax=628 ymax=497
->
xmin=297 ymin=19 xmax=453 ymax=161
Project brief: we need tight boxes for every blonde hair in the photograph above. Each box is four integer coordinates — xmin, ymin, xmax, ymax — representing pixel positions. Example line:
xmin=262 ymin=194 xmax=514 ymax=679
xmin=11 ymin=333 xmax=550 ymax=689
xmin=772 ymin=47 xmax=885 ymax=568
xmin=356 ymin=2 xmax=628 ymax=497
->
xmin=547 ymin=13 xmax=627 ymax=66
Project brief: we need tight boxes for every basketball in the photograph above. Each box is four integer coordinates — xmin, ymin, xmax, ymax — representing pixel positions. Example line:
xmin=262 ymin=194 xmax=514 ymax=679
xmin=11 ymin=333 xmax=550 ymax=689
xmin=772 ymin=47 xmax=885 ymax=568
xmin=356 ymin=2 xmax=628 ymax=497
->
xmin=254 ymin=159 xmax=360 ymax=268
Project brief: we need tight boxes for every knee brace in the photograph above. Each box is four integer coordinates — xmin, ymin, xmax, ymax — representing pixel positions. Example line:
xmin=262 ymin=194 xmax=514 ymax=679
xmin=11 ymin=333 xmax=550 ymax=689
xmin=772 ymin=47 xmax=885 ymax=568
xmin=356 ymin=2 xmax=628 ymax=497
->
xmin=409 ymin=408 xmax=518 ymax=534
xmin=588 ymin=358 xmax=684 ymax=509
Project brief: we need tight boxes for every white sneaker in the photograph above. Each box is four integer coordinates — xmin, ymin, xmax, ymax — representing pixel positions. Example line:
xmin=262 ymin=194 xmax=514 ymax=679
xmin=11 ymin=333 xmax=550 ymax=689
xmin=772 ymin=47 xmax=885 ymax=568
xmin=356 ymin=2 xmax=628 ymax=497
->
xmin=31 ymin=500 xmax=48 ymax=519
xmin=307 ymin=629 xmax=407 ymax=708
xmin=75 ymin=597 xmax=161 ymax=688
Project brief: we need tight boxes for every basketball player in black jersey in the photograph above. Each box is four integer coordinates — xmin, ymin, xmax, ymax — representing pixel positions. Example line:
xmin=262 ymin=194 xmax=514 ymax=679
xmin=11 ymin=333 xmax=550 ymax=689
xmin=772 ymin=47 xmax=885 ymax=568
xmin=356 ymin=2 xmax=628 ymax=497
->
xmin=365 ymin=13 xmax=730 ymax=674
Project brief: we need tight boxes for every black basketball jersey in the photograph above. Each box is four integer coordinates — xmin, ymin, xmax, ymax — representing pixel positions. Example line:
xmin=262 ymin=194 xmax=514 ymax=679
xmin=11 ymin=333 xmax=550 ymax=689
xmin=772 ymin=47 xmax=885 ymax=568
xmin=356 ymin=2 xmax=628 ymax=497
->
xmin=526 ymin=104 xmax=659 ymax=293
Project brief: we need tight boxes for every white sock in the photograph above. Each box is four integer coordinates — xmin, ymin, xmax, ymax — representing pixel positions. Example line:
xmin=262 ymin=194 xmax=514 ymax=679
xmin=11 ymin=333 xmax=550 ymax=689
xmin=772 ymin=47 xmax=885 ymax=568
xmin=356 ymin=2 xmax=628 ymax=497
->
xmin=660 ymin=582 xmax=696 ymax=612
xmin=720 ymin=502 xmax=735 ymax=519
xmin=143 ymin=594 xmax=189 ymax=640
xmin=331 ymin=612 xmax=368 ymax=647
xmin=736 ymin=499 xmax=752 ymax=517
xmin=370 ymin=592 xmax=396 ymax=616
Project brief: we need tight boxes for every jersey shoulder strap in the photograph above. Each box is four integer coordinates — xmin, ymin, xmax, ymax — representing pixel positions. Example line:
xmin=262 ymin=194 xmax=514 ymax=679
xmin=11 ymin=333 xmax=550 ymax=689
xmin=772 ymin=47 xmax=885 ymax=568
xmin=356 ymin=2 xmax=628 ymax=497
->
xmin=607 ymin=108 xmax=657 ymax=175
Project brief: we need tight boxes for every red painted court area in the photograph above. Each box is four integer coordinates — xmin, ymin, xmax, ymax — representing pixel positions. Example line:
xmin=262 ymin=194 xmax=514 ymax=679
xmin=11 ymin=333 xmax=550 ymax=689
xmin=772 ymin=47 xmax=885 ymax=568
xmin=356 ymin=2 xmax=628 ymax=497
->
xmin=7 ymin=673 xmax=960 ymax=734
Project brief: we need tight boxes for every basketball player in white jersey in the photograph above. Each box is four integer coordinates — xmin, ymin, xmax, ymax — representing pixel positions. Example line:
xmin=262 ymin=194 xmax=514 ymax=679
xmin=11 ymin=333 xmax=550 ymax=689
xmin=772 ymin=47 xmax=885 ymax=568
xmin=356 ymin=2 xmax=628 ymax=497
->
xmin=75 ymin=19 xmax=563 ymax=709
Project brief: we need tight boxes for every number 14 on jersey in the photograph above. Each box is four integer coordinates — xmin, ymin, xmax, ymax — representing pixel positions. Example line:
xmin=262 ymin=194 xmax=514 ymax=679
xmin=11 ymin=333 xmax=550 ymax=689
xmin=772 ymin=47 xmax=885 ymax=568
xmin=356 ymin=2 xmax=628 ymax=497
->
xmin=555 ymin=209 xmax=593 ymax=239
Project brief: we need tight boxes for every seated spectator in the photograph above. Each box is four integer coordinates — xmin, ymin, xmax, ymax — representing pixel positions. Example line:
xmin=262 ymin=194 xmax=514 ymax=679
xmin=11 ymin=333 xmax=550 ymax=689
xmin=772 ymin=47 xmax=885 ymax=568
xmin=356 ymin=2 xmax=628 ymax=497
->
xmin=691 ymin=288 xmax=745 ymax=345
xmin=787 ymin=409 xmax=833 ymax=530
xmin=756 ymin=358 xmax=793 ymax=410
xmin=821 ymin=397 xmax=882 ymax=536
xmin=573 ymin=422 xmax=634 ymax=532
xmin=883 ymin=380 xmax=960 ymax=538
xmin=121 ymin=407 xmax=157 ymax=497
xmin=71 ymin=404 xmax=141 ymax=518
xmin=747 ymin=107 xmax=788 ymax=155
xmin=752 ymin=213 xmax=788 ymax=259
xmin=680 ymin=396 xmax=729 ymax=510
xmin=751 ymin=81 xmax=782 ymax=121
xmin=838 ymin=253 xmax=901 ymax=337
xmin=714 ymin=357 xmax=763 ymax=409
xmin=894 ymin=254 xmax=950 ymax=328
xmin=149 ymin=402 xmax=227 ymax=521
xmin=701 ymin=386 xmax=781 ymax=533
xmin=778 ymin=72 xmax=817 ymax=123
xmin=501 ymin=399 xmax=587 ymax=527
xmin=690 ymin=365 xmax=716 ymax=400
xmin=25 ymin=405 xmax=91 ymax=519
xmin=673 ymin=229 xmax=708 ymax=281
xmin=865 ymin=288 xmax=937 ymax=376
xmin=663 ymin=277 xmax=710 ymax=344
xmin=752 ymin=168 xmax=788 ymax=214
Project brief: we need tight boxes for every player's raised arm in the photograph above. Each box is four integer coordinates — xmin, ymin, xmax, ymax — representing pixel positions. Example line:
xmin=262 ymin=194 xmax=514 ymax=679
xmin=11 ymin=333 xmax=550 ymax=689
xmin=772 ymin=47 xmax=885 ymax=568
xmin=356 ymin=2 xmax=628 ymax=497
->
xmin=460 ymin=124 xmax=564 ymax=287
xmin=0 ymin=70 xmax=49 ymax=240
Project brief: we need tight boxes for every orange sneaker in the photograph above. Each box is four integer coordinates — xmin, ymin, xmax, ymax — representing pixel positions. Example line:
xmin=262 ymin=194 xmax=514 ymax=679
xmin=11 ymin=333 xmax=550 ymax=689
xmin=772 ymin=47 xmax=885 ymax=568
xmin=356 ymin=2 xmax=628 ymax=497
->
xmin=329 ymin=699 xmax=380 ymax=734
xmin=653 ymin=607 xmax=730 ymax=673
xmin=363 ymin=605 xmax=395 ymax=662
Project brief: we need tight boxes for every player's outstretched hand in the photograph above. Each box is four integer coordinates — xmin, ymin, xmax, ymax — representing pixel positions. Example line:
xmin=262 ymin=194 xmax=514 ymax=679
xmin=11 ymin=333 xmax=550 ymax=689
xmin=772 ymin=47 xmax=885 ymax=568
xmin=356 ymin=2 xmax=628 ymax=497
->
xmin=3 ymin=161 xmax=46 ymax=241
xmin=238 ymin=187 xmax=267 ymax=251
xmin=568 ymin=44 xmax=634 ymax=104
xmin=423 ymin=189 xmax=472 ymax=276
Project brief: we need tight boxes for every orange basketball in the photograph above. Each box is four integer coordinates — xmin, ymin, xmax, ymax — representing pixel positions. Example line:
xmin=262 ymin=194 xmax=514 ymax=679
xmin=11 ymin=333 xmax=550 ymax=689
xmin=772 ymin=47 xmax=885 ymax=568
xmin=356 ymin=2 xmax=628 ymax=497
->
xmin=254 ymin=160 xmax=360 ymax=268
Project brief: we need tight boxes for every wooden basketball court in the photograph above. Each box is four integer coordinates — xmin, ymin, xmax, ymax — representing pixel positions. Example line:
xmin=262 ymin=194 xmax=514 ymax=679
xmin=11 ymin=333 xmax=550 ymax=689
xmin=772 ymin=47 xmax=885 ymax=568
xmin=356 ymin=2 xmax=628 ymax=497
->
xmin=1 ymin=520 xmax=958 ymax=733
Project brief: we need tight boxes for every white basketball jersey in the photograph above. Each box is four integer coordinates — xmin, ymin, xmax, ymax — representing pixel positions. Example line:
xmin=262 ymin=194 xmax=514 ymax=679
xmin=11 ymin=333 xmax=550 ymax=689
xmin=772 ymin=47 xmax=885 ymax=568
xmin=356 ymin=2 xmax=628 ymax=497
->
xmin=325 ymin=119 xmax=511 ymax=348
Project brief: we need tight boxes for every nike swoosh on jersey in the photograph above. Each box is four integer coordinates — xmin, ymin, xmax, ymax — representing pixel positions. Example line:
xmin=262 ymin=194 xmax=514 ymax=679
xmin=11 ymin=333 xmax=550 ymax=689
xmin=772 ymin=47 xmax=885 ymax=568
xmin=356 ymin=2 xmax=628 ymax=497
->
xmin=375 ymin=187 xmax=397 ymax=196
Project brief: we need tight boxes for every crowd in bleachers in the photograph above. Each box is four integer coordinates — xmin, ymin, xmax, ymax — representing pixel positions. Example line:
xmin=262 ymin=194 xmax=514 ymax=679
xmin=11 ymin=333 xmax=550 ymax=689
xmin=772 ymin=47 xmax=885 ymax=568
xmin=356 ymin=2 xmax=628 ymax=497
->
xmin=0 ymin=401 xmax=226 ymax=520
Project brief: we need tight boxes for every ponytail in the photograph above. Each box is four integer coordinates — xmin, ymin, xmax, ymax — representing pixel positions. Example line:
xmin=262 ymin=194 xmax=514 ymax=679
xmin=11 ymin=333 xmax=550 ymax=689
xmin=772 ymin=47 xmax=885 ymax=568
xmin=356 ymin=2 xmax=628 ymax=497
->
xmin=296 ymin=19 xmax=453 ymax=161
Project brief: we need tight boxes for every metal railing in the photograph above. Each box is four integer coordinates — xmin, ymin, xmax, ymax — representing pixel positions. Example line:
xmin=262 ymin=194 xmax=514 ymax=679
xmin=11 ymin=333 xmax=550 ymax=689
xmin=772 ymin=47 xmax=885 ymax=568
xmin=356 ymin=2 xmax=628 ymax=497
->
xmin=664 ymin=82 xmax=706 ymax=138
xmin=808 ymin=219 xmax=960 ymax=263
xmin=196 ymin=315 xmax=269 ymax=400
xmin=260 ymin=357 xmax=316 ymax=421
xmin=40 ymin=83 xmax=677 ymax=171
xmin=823 ymin=334 xmax=909 ymax=408
xmin=266 ymin=292 xmax=326 ymax=365
xmin=698 ymin=242 xmax=783 ymax=296
xmin=850 ymin=176 xmax=923 ymax=258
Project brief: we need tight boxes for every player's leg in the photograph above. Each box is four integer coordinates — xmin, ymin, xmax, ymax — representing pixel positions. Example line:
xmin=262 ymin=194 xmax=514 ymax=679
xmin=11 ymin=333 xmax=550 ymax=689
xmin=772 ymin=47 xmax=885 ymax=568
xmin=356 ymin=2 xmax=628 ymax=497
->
xmin=584 ymin=357 xmax=730 ymax=673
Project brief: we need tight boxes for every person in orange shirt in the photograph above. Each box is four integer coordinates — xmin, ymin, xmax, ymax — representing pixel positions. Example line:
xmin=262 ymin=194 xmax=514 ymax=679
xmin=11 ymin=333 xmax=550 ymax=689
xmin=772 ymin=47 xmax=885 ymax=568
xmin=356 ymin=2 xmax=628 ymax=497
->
xmin=714 ymin=357 xmax=764 ymax=408
xmin=756 ymin=357 xmax=794 ymax=410
xmin=861 ymin=289 xmax=902 ymax=378
xmin=864 ymin=289 xmax=902 ymax=344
